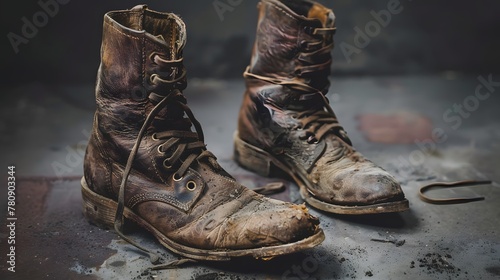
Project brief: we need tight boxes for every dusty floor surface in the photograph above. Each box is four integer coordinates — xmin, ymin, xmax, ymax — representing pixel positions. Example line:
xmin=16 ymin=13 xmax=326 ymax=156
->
xmin=0 ymin=75 xmax=499 ymax=279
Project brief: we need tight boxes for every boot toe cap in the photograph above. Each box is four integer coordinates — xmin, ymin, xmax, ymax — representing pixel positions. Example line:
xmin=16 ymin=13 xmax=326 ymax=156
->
xmin=169 ymin=192 xmax=322 ymax=250
xmin=313 ymin=165 xmax=405 ymax=206
xmin=217 ymin=199 xmax=321 ymax=249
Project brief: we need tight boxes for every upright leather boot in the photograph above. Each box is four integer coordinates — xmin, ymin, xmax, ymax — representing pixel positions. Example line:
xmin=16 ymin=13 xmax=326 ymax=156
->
xmin=82 ymin=5 xmax=324 ymax=262
xmin=235 ymin=0 xmax=409 ymax=214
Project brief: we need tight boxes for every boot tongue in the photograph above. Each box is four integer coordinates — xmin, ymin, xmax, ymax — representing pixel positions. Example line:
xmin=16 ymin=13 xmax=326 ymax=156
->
xmin=128 ymin=5 xmax=187 ymax=59
xmin=304 ymin=5 xmax=335 ymax=94
xmin=133 ymin=8 xmax=190 ymax=131
xmin=145 ymin=13 xmax=186 ymax=60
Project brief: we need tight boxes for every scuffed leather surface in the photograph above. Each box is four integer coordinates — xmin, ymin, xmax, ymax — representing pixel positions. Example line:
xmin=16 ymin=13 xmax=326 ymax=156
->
xmin=84 ymin=6 xmax=320 ymax=250
xmin=249 ymin=0 xmax=322 ymax=80
xmin=238 ymin=0 xmax=405 ymax=206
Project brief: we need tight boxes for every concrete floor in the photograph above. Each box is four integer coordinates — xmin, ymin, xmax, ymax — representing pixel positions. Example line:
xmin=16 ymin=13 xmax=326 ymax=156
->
xmin=0 ymin=75 xmax=499 ymax=280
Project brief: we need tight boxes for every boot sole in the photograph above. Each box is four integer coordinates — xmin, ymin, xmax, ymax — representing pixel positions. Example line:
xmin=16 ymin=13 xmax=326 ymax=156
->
xmin=81 ymin=177 xmax=325 ymax=261
xmin=234 ymin=131 xmax=409 ymax=215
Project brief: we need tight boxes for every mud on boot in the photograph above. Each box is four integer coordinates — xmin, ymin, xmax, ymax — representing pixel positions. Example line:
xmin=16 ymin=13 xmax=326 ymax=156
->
xmin=235 ymin=0 xmax=409 ymax=214
xmin=82 ymin=4 xmax=324 ymax=262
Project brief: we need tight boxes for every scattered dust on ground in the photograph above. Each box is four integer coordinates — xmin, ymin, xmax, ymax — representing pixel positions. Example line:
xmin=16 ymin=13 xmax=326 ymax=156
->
xmin=410 ymin=250 xmax=468 ymax=278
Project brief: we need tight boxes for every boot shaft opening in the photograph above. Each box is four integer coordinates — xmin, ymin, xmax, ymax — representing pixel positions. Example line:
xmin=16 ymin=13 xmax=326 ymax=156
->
xmin=105 ymin=5 xmax=186 ymax=60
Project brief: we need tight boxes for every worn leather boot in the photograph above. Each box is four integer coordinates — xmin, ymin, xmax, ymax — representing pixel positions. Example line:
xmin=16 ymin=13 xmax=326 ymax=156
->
xmin=82 ymin=5 xmax=324 ymax=262
xmin=235 ymin=0 xmax=409 ymax=214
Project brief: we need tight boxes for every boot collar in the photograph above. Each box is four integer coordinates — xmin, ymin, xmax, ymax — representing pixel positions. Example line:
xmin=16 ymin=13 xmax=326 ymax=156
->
xmin=104 ymin=4 xmax=186 ymax=60
xmin=263 ymin=0 xmax=335 ymax=29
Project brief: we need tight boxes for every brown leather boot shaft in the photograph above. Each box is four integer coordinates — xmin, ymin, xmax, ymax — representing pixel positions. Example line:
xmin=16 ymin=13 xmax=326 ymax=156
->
xmin=248 ymin=0 xmax=335 ymax=93
xmin=236 ymin=0 xmax=409 ymax=214
xmin=95 ymin=5 xmax=187 ymax=137
xmin=83 ymin=5 xmax=324 ymax=260
xmin=87 ymin=5 xmax=189 ymax=195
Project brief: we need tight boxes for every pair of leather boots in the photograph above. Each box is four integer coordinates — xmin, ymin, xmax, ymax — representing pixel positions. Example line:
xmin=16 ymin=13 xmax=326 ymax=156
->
xmin=82 ymin=1 xmax=408 ymax=262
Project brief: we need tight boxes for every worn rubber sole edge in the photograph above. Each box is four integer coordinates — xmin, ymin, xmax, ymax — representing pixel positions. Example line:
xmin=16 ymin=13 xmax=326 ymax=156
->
xmin=81 ymin=177 xmax=325 ymax=261
xmin=233 ymin=131 xmax=410 ymax=215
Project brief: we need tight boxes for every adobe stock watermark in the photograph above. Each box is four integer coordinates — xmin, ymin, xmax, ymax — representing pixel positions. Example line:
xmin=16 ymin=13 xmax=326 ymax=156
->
xmin=7 ymin=0 xmax=70 ymax=54
xmin=340 ymin=0 xmax=412 ymax=63
xmin=51 ymin=129 xmax=90 ymax=178
xmin=282 ymin=251 xmax=333 ymax=280
xmin=213 ymin=0 xmax=243 ymax=21
xmin=392 ymin=74 xmax=498 ymax=169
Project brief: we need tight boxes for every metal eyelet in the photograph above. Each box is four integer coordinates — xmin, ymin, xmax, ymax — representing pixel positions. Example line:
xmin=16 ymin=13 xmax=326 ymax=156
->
xmin=163 ymin=159 xmax=172 ymax=169
xmin=186 ymin=181 xmax=197 ymax=191
xmin=152 ymin=133 xmax=160 ymax=141
xmin=173 ymin=173 xmax=183 ymax=182
xmin=157 ymin=145 xmax=165 ymax=155
xmin=149 ymin=52 xmax=158 ymax=63
xmin=131 ymin=86 xmax=147 ymax=100
xmin=303 ymin=26 xmax=314 ymax=35
xmin=150 ymin=74 xmax=158 ymax=84
xmin=299 ymin=40 xmax=309 ymax=49
xmin=307 ymin=135 xmax=318 ymax=144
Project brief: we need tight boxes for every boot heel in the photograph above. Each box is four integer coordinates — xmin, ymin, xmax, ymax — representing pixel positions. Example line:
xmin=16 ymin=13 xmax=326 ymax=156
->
xmin=233 ymin=131 xmax=273 ymax=177
xmin=81 ymin=177 xmax=117 ymax=230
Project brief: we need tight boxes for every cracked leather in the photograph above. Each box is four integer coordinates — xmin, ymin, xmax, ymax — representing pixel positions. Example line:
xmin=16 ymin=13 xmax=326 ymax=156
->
xmin=238 ymin=0 xmax=406 ymax=206
xmin=84 ymin=5 xmax=320 ymax=250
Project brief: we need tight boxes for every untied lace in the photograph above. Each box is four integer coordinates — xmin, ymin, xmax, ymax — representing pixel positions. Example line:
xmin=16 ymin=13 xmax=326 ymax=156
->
xmin=113 ymin=53 xmax=216 ymax=269
xmin=419 ymin=180 xmax=490 ymax=204
xmin=244 ymin=25 xmax=350 ymax=145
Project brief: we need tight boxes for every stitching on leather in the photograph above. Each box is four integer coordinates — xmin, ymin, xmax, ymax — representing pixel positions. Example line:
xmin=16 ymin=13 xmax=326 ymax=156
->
xmin=141 ymin=36 xmax=146 ymax=89
xmin=170 ymin=19 xmax=175 ymax=58
xmin=128 ymin=192 xmax=189 ymax=211
xmin=268 ymin=2 xmax=295 ymax=20
xmin=104 ymin=21 xmax=140 ymax=41
xmin=128 ymin=193 xmax=146 ymax=207
xmin=138 ymin=10 xmax=144 ymax=30
xmin=93 ymin=114 xmax=113 ymax=196
xmin=217 ymin=174 xmax=238 ymax=185
xmin=147 ymin=142 xmax=168 ymax=185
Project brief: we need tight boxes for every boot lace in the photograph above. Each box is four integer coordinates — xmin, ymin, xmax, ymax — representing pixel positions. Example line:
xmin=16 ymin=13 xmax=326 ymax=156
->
xmin=244 ymin=26 xmax=352 ymax=145
xmin=113 ymin=53 xmax=219 ymax=269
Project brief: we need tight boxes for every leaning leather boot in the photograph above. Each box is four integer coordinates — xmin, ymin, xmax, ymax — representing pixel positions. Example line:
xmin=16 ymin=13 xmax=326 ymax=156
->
xmin=235 ymin=0 xmax=409 ymax=214
xmin=82 ymin=5 xmax=324 ymax=262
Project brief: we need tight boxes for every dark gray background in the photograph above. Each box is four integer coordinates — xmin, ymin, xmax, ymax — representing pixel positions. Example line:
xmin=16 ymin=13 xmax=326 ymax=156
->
xmin=1 ymin=3 xmax=500 ymax=279
xmin=1 ymin=0 xmax=499 ymax=86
